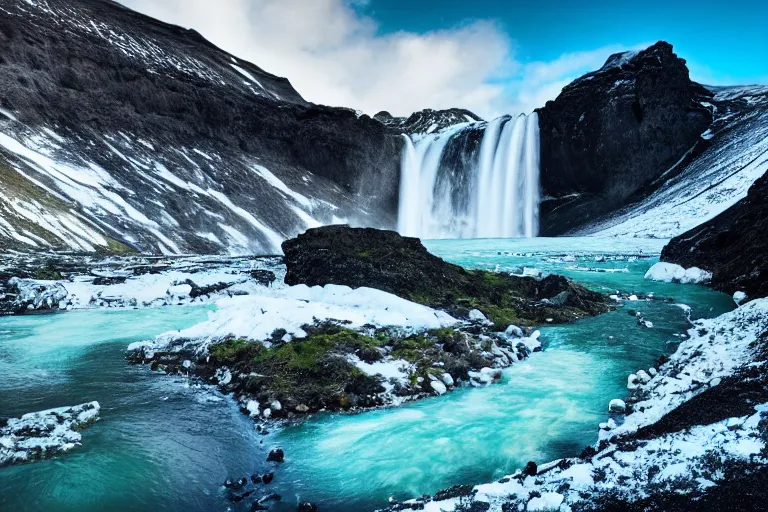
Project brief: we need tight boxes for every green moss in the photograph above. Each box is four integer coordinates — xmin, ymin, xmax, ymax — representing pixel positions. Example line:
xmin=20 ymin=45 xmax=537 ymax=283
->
xmin=428 ymin=327 xmax=458 ymax=344
xmin=34 ymin=259 xmax=63 ymax=280
xmin=481 ymin=304 xmax=524 ymax=330
xmin=208 ymin=339 xmax=259 ymax=365
xmin=391 ymin=335 xmax=435 ymax=362
xmin=255 ymin=337 xmax=334 ymax=370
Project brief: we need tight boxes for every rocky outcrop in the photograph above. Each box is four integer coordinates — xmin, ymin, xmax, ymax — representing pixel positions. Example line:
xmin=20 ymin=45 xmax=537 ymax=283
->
xmin=661 ymin=171 xmax=768 ymax=300
xmin=537 ymin=42 xmax=713 ymax=235
xmin=0 ymin=402 xmax=100 ymax=467
xmin=129 ymin=321 xmax=545 ymax=418
xmin=282 ymin=225 xmax=609 ymax=326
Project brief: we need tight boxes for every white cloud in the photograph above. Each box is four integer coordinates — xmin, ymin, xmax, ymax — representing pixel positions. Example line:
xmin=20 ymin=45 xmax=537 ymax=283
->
xmin=118 ymin=0 xmax=644 ymax=119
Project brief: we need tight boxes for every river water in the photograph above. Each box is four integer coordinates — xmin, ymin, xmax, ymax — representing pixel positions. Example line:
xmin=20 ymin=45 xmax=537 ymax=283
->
xmin=0 ymin=238 xmax=734 ymax=512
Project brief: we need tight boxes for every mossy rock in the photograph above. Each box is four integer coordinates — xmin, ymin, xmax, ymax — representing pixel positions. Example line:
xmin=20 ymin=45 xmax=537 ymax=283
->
xmin=207 ymin=327 xmax=386 ymax=412
xmin=282 ymin=226 xmax=610 ymax=327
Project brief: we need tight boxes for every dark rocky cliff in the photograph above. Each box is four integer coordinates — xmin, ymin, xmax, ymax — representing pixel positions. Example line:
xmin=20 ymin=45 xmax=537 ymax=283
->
xmin=661 ymin=171 xmax=768 ymax=300
xmin=537 ymin=42 xmax=713 ymax=235
xmin=0 ymin=0 xmax=402 ymax=254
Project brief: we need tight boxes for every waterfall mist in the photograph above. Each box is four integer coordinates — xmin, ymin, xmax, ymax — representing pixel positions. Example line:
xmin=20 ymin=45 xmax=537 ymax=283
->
xmin=397 ymin=113 xmax=540 ymax=239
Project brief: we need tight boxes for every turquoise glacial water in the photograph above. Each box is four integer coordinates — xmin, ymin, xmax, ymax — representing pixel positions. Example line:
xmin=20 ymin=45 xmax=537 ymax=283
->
xmin=0 ymin=238 xmax=735 ymax=512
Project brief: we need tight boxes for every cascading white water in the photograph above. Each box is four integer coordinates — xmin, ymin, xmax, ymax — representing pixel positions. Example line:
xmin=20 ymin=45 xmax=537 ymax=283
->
xmin=397 ymin=113 xmax=540 ymax=239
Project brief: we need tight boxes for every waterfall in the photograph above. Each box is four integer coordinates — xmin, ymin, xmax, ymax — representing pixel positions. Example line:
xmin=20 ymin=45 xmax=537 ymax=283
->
xmin=397 ymin=113 xmax=540 ymax=239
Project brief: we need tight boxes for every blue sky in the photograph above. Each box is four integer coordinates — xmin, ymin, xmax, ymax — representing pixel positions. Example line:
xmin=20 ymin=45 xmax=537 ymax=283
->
xmin=122 ymin=0 xmax=767 ymax=118
xmin=358 ymin=0 xmax=768 ymax=86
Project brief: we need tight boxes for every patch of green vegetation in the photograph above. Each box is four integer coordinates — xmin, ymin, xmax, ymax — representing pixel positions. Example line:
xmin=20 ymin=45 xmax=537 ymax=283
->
xmin=209 ymin=338 xmax=263 ymax=365
xmin=391 ymin=334 xmax=435 ymax=363
xmin=34 ymin=259 xmax=63 ymax=280
xmin=481 ymin=303 xmax=525 ymax=330
xmin=428 ymin=327 xmax=459 ymax=344
xmin=102 ymin=236 xmax=137 ymax=255
xmin=255 ymin=336 xmax=334 ymax=370
xmin=210 ymin=327 xmax=388 ymax=411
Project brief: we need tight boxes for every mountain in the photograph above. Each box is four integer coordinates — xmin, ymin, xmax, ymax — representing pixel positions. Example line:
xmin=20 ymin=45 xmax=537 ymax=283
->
xmin=0 ymin=0 xmax=402 ymax=255
xmin=572 ymin=84 xmax=768 ymax=238
xmin=537 ymin=42 xmax=768 ymax=238
xmin=536 ymin=42 xmax=713 ymax=235
xmin=374 ymin=108 xmax=482 ymax=135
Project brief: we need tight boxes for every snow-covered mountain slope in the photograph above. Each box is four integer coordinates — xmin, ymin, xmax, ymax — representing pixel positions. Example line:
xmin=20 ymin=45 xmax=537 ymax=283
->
xmin=374 ymin=108 xmax=482 ymax=135
xmin=573 ymin=85 xmax=768 ymax=238
xmin=0 ymin=0 xmax=402 ymax=255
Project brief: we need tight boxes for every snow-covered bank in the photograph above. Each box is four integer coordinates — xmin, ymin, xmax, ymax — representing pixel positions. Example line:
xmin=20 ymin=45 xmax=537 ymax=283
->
xmin=0 ymin=253 xmax=283 ymax=314
xmin=0 ymin=402 xmax=100 ymax=467
xmin=382 ymin=299 xmax=768 ymax=512
xmin=132 ymin=284 xmax=457 ymax=355
xmin=605 ymin=298 xmax=768 ymax=440
xmin=393 ymin=405 xmax=766 ymax=512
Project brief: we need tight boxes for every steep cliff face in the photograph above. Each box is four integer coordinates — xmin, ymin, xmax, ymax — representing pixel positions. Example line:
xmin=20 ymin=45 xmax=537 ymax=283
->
xmin=572 ymin=85 xmax=768 ymax=238
xmin=0 ymin=0 xmax=402 ymax=254
xmin=661 ymin=171 xmax=768 ymax=300
xmin=537 ymin=42 xmax=713 ymax=235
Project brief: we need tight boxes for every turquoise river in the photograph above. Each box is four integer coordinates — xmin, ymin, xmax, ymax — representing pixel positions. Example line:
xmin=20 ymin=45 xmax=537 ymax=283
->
xmin=0 ymin=238 xmax=735 ymax=512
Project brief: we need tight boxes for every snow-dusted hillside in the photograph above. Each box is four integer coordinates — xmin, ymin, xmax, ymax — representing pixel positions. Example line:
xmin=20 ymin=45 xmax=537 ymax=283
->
xmin=574 ymin=85 xmax=768 ymax=238
xmin=0 ymin=0 xmax=402 ymax=255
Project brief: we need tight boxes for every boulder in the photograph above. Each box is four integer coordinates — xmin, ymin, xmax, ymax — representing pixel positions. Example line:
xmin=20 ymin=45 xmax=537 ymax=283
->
xmin=608 ymin=399 xmax=627 ymax=414
xmin=523 ymin=461 xmax=538 ymax=477
xmin=250 ymin=270 xmax=277 ymax=287
xmin=282 ymin=226 xmax=609 ymax=326
xmin=266 ymin=448 xmax=284 ymax=463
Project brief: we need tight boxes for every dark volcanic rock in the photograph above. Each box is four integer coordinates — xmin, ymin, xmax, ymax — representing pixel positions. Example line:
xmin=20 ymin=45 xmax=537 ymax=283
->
xmin=537 ymin=42 xmax=713 ymax=235
xmin=661 ymin=171 xmax=768 ymax=300
xmin=266 ymin=448 xmax=284 ymax=463
xmin=282 ymin=225 xmax=609 ymax=326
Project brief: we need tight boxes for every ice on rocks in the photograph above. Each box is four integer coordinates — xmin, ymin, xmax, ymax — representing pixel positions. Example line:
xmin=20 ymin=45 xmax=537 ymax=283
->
xmin=608 ymin=399 xmax=627 ymax=414
xmin=468 ymin=309 xmax=491 ymax=325
xmin=468 ymin=367 xmax=503 ymax=386
xmin=430 ymin=380 xmax=447 ymax=395
xmin=733 ymin=291 xmax=748 ymax=305
xmin=246 ymin=400 xmax=260 ymax=417
xmin=0 ymin=402 xmax=100 ymax=468
xmin=504 ymin=324 xmax=523 ymax=338
xmin=527 ymin=492 xmax=564 ymax=511
xmin=610 ymin=298 xmax=768 ymax=439
xmin=644 ymin=262 xmax=713 ymax=284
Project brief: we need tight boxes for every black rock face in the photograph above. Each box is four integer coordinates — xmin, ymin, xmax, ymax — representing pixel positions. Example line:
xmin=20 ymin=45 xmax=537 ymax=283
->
xmin=661 ymin=172 xmax=768 ymax=300
xmin=537 ymin=42 xmax=713 ymax=235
